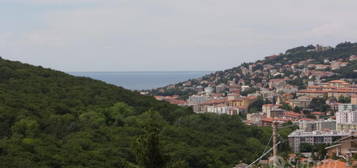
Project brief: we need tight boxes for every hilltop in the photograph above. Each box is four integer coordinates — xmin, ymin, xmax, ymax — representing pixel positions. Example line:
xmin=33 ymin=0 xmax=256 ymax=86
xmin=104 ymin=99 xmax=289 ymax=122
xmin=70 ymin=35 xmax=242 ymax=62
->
xmin=144 ymin=42 xmax=357 ymax=167
xmin=0 ymin=58 xmax=294 ymax=168
xmin=149 ymin=42 xmax=357 ymax=99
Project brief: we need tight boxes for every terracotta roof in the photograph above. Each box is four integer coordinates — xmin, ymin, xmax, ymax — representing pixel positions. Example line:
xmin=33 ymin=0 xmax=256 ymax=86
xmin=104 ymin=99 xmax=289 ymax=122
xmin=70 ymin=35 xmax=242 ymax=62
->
xmin=312 ymin=112 xmax=324 ymax=115
xmin=247 ymin=96 xmax=258 ymax=100
xmin=200 ymin=99 xmax=227 ymax=105
xmin=263 ymin=104 xmax=278 ymax=107
xmin=308 ymin=86 xmax=337 ymax=89
xmin=261 ymin=117 xmax=290 ymax=122
xmin=167 ymin=99 xmax=186 ymax=105
xmin=299 ymin=118 xmax=315 ymax=121
xmin=284 ymin=111 xmax=302 ymax=117
xmin=314 ymin=159 xmax=351 ymax=168
xmin=269 ymin=78 xmax=286 ymax=82
xmin=329 ymin=80 xmax=349 ymax=84
xmin=298 ymin=90 xmax=327 ymax=93
xmin=299 ymin=89 xmax=357 ymax=94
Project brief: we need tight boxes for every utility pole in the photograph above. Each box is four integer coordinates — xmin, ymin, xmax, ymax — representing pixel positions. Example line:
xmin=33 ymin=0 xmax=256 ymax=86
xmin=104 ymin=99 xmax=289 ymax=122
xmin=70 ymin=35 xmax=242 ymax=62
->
xmin=272 ymin=121 xmax=278 ymax=167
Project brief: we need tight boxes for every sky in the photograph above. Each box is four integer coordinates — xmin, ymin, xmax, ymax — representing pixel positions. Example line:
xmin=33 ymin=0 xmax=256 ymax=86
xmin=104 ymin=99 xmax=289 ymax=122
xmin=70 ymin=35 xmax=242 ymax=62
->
xmin=1 ymin=0 xmax=357 ymax=72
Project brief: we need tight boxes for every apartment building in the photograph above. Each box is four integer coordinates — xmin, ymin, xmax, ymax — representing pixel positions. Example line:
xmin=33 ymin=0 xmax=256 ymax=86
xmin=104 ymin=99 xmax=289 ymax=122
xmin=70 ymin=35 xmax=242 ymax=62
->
xmin=336 ymin=104 xmax=357 ymax=131
xmin=288 ymin=130 xmax=348 ymax=153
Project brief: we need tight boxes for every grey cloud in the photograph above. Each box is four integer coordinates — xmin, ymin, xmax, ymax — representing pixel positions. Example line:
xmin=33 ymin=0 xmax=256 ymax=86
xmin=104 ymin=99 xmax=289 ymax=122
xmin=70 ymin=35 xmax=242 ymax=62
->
xmin=1 ymin=0 xmax=357 ymax=71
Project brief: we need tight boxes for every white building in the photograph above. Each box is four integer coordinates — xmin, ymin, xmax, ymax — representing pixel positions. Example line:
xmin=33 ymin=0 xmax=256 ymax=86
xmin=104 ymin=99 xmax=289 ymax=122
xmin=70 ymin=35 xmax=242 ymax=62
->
xmin=336 ymin=104 xmax=357 ymax=131
xmin=215 ymin=84 xmax=227 ymax=93
xmin=206 ymin=105 xmax=240 ymax=115
xmin=288 ymin=130 xmax=349 ymax=153
xmin=262 ymin=104 xmax=282 ymax=118
xmin=246 ymin=113 xmax=265 ymax=125
xmin=187 ymin=95 xmax=211 ymax=105
xmin=299 ymin=120 xmax=336 ymax=132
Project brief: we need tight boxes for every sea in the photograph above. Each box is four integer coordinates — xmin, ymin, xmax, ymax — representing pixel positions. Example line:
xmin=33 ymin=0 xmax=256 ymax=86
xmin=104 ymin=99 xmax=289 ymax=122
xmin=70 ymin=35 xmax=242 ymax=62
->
xmin=69 ymin=71 xmax=211 ymax=90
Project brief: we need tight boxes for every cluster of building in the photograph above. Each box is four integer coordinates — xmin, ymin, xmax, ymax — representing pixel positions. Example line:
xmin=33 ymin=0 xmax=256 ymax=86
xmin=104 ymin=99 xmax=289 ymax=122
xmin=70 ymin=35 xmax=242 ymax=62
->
xmin=188 ymin=89 xmax=257 ymax=115
xmin=288 ymin=100 xmax=357 ymax=156
xmin=150 ymin=45 xmax=357 ymax=163
xmin=298 ymin=80 xmax=357 ymax=98
xmin=148 ymin=44 xmax=357 ymax=167
xmin=154 ymin=46 xmax=355 ymax=99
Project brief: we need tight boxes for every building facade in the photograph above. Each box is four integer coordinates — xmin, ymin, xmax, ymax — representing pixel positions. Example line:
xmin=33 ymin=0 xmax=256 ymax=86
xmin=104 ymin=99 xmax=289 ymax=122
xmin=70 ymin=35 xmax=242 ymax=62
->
xmin=336 ymin=104 xmax=357 ymax=131
xmin=288 ymin=130 xmax=348 ymax=153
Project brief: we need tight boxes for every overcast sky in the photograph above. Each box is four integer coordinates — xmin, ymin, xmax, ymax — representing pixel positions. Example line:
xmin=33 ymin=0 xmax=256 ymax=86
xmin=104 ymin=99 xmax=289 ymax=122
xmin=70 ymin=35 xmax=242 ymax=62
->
xmin=1 ymin=0 xmax=357 ymax=71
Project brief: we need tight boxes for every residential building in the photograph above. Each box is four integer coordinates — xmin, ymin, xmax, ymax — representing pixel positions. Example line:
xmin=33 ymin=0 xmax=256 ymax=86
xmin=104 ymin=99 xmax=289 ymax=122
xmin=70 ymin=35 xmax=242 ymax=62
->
xmin=268 ymin=108 xmax=285 ymax=118
xmin=228 ymin=96 xmax=257 ymax=109
xmin=330 ymin=61 xmax=348 ymax=70
xmin=297 ymin=80 xmax=356 ymax=98
xmin=268 ymin=78 xmax=287 ymax=89
xmin=262 ymin=104 xmax=280 ymax=117
xmin=260 ymin=117 xmax=290 ymax=127
xmin=283 ymin=111 xmax=303 ymax=121
xmin=259 ymin=89 xmax=276 ymax=101
xmin=154 ymin=96 xmax=187 ymax=106
xmin=328 ymin=80 xmax=350 ymax=88
xmin=193 ymin=104 xmax=208 ymax=113
xmin=299 ymin=120 xmax=336 ymax=132
xmin=326 ymin=134 xmax=357 ymax=159
xmin=336 ymin=104 xmax=357 ymax=131
xmin=349 ymin=55 xmax=357 ymax=61
xmin=246 ymin=113 xmax=265 ymax=125
xmin=276 ymin=85 xmax=298 ymax=94
xmin=348 ymin=55 xmax=357 ymax=61
xmin=352 ymin=95 xmax=357 ymax=104
xmin=215 ymin=84 xmax=227 ymax=93
xmin=187 ymin=95 xmax=211 ymax=105
xmin=289 ymin=96 xmax=312 ymax=108
xmin=288 ymin=130 xmax=348 ymax=153
xmin=206 ymin=105 xmax=240 ymax=115
xmin=314 ymin=64 xmax=330 ymax=70
xmin=314 ymin=159 xmax=351 ymax=168
xmin=227 ymin=93 xmax=240 ymax=101
xmin=192 ymin=99 xmax=226 ymax=113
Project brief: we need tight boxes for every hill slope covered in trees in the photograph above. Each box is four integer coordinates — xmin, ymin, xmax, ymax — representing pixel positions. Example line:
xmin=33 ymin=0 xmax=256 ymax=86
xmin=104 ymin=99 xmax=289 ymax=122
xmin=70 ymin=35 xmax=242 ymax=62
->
xmin=0 ymin=58 xmax=293 ymax=168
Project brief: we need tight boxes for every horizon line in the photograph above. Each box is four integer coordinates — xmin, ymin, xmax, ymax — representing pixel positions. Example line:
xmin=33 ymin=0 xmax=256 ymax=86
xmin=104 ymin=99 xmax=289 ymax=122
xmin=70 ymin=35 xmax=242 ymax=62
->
xmin=67 ymin=70 xmax=216 ymax=73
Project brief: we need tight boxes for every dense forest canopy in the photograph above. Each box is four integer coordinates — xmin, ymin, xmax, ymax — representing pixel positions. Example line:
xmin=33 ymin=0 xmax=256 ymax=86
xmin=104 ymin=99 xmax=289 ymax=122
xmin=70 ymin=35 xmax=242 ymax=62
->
xmin=0 ymin=58 xmax=293 ymax=168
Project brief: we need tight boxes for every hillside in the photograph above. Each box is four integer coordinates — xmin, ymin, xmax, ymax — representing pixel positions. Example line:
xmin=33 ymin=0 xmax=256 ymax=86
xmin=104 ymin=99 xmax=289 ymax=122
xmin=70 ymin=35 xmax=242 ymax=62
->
xmin=0 ymin=58 xmax=294 ymax=168
xmin=150 ymin=42 xmax=357 ymax=99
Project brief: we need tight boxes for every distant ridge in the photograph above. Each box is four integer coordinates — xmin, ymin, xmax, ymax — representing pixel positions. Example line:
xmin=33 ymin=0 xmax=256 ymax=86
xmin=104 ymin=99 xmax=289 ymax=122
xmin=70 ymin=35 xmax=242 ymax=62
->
xmin=149 ymin=42 xmax=357 ymax=98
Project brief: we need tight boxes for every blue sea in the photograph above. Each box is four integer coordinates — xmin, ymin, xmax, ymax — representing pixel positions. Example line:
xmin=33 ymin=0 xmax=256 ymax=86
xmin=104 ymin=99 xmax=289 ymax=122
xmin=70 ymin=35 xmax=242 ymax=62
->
xmin=69 ymin=71 xmax=211 ymax=90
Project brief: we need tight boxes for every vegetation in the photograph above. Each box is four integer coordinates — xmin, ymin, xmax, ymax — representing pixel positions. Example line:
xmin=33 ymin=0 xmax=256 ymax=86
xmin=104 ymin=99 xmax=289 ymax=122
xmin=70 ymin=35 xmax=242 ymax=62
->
xmin=300 ymin=143 xmax=328 ymax=160
xmin=338 ymin=95 xmax=351 ymax=103
xmin=0 ymin=58 xmax=286 ymax=168
xmin=240 ymin=88 xmax=259 ymax=96
xmin=309 ymin=97 xmax=330 ymax=112
xmin=248 ymin=97 xmax=271 ymax=113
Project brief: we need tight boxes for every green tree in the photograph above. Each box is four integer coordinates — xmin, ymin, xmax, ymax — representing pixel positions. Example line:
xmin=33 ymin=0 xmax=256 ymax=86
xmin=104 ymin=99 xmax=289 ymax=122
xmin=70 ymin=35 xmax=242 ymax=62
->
xmin=79 ymin=111 xmax=106 ymax=128
xmin=105 ymin=102 xmax=134 ymax=126
xmin=309 ymin=97 xmax=330 ymax=112
xmin=167 ymin=160 xmax=189 ymax=168
xmin=133 ymin=120 xmax=166 ymax=168
xmin=281 ymin=103 xmax=292 ymax=111
xmin=11 ymin=118 xmax=39 ymax=138
xmin=338 ymin=95 xmax=351 ymax=103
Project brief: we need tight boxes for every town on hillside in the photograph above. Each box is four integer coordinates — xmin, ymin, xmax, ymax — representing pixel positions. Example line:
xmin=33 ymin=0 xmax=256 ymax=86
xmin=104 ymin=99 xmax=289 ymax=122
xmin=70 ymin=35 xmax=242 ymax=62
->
xmin=150 ymin=43 xmax=357 ymax=167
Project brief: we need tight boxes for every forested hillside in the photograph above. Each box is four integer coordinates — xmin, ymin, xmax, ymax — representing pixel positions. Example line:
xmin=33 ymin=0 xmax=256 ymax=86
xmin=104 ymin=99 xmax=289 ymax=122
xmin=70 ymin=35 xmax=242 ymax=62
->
xmin=0 ymin=58 xmax=292 ymax=168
